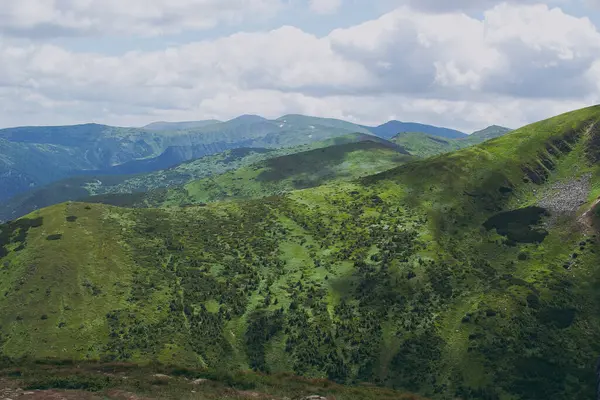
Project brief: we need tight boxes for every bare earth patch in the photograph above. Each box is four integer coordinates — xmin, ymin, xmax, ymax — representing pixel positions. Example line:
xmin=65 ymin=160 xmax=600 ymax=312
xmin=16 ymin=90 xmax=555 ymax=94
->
xmin=578 ymin=197 xmax=600 ymax=232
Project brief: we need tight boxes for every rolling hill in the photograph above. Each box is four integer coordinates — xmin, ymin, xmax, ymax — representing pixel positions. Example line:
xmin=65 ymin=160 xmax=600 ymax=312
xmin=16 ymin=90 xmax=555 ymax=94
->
xmin=0 ymin=148 xmax=272 ymax=223
xmin=0 ymin=106 xmax=599 ymax=399
xmin=467 ymin=125 xmax=513 ymax=141
xmin=0 ymin=114 xmax=496 ymax=204
xmin=0 ymin=133 xmax=397 ymax=222
xmin=366 ymin=120 xmax=467 ymax=139
xmin=1 ymin=124 xmax=510 ymax=226
xmin=0 ymin=117 xmax=366 ymax=202
xmin=115 ymin=137 xmax=414 ymax=208
xmin=0 ymin=116 xmax=381 ymax=202
xmin=391 ymin=125 xmax=512 ymax=158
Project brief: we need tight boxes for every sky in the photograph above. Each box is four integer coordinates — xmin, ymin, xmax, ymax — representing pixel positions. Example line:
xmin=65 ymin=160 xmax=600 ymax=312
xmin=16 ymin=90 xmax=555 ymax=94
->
xmin=1 ymin=0 xmax=600 ymax=132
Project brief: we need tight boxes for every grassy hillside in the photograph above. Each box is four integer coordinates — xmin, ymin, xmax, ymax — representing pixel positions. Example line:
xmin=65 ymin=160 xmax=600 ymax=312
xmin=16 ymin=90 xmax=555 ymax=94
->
xmin=0 ymin=115 xmax=483 ymax=202
xmin=1 ymin=106 xmax=600 ymax=399
xmin=0 ymin=133 xmax=391 ymax=222
xmin=106 ymin=133 xmax=400 ymax=199
xmin=391 ymin=132 xmax=464 ymax=158
xmin=392 ymin=126 xmax=512 ymax=158
xmin=93 ymin=138 xmax=413 ymax=208
xmin=169 ymin=139 xmax=411 ymax=206
xmin=467 ymin=125 xmax=512 ymax=141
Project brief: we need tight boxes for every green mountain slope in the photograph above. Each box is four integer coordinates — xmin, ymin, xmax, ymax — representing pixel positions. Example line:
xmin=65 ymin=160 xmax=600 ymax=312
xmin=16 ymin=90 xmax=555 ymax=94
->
xmin=150 ymin=139 xmax=412 ymax=207
xmin=366 ymin=120 xmax=467 ymax=139
xmin=468 ymin=124 xmax=512 ymax=140
xmin=1 ymin=107 xmax=598 ymax=399
xmin=0 ymin=117 xmax=370 ymax=202
xmin=0 ymin=138 xmax=96 ymax=202
xmin=391 ymin=125 xmax=512 ymax=158
xmin=277 ymin=114 xmax=372 ymax=133
xmin=79 ymin=137 xmax=412 ymax=209
xmin=0 ymin=133 xmax=390 ymax=222
xmin=391 ymin=132 xmax=464 ymax=157
xmin=0 ymin=115 xmax=498 ymax=203
xmin=0 ymin=148 xmax=273 ymax=223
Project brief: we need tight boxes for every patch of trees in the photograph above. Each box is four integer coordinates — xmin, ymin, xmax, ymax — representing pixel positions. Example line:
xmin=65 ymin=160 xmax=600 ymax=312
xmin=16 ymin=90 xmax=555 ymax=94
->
xmin=0 ymin=217 xmax=43 ymax=257
xmin=245 ymin=309 xmax=284 ymax=372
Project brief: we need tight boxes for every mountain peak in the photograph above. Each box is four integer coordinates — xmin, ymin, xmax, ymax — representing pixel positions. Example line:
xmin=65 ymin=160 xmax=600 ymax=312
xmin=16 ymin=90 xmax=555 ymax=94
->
xmin=470 ymin=125 xmax=512 ymax=138
xmin=225 ymin=114 xmax=267 ymax=124
xmin=368 ymin=120 xmax=467 ymax=139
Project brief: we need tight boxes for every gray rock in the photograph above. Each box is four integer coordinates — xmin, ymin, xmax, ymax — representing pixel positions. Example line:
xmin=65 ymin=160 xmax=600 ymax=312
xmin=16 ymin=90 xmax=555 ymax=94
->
xmin=538 ymin=173 xmax=592 ymax=221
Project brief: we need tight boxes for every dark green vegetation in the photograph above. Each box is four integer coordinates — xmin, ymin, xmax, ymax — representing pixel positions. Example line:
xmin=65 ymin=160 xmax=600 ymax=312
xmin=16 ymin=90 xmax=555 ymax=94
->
xmin=467 ymin=125 xmax=513 ymax=142
xmin=0 ymin=362 xmax=425 ymax=399
xmin=391 ymin=125 xmax=511 ymax=158
xmin=1 ymin=107 xmax=596 ymax=400
xmin=483 ymin=206 xmax=550 ymax=244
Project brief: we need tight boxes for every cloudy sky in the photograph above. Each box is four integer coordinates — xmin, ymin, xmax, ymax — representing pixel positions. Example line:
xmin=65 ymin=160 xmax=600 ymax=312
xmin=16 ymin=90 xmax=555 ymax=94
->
xmin=1 ymin=0 xmax=600 ymax=132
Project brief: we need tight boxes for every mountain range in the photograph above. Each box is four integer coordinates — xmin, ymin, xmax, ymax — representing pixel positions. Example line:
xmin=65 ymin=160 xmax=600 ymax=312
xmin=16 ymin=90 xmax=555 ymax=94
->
xmin=0 ymin=115 xmax=391 ymax=202
xmin=0 ymin=104 xmax=598 ymax=399
xmin=0 ymin=118 xmax=510 ymax=222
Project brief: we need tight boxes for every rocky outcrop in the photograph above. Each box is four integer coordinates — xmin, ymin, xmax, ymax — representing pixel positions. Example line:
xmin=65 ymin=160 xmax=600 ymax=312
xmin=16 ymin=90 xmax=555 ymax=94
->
xmin=538 ymin=173 xmax=591 ymax=215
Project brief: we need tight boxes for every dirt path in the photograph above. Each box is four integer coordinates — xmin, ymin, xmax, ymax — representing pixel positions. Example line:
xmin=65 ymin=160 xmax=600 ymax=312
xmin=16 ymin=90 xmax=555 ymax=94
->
xmin=578 ymin=197 xmax=600 ymax=232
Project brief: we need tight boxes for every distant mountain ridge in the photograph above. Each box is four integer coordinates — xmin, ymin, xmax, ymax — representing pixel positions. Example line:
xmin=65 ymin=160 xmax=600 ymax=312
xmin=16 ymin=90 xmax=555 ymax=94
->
xmin=0 ymin=114 xmax=502 ymax=203
xmin=389 ymin=125 xmax=512 ymax=158
xmin=143 ymin=120 xmax=222 ymax=131
xmin=0 ymin=133 xmax=397 ymax=222
xmin=467 ymin=125 xmax=512 ymax=139
xmin=365 ymin=120 xmax=467 ymax=139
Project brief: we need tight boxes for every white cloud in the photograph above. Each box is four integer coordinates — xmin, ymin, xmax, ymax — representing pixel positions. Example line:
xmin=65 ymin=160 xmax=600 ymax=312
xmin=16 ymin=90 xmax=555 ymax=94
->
xmin=479 ymin=4 xmax=600 ymax=98
xmin=309 ymin=0 xmax=342 ymax=14
xmin=399 ymin=0 xmax=566 ymax=13
xmin=0 ymin=2 xmax=598 ymax=131
xmin=0 ymin=0 xmax=282 ymax=37
xmin=327 ymin=7 xmax=501 ymax=94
